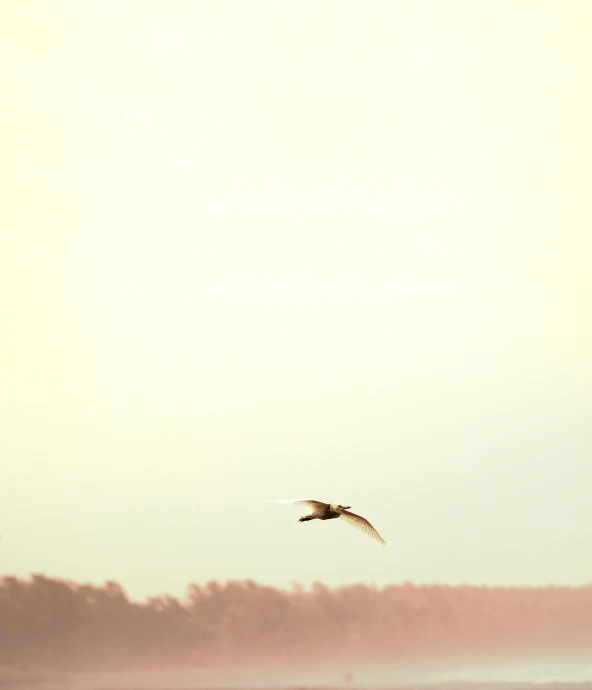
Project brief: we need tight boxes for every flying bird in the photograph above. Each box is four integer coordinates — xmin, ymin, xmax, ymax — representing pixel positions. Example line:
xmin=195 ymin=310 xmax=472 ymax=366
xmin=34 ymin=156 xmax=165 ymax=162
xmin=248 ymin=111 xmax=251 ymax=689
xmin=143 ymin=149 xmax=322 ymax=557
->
xmin=266 ymin=498 xmax=389 ymax=546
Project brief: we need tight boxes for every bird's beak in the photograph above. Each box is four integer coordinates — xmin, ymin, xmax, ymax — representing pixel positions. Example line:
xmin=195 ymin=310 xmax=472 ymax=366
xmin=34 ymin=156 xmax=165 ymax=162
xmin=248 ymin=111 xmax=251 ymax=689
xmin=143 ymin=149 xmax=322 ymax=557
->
xmin=344 ymin=506 xmax=351 ymax=510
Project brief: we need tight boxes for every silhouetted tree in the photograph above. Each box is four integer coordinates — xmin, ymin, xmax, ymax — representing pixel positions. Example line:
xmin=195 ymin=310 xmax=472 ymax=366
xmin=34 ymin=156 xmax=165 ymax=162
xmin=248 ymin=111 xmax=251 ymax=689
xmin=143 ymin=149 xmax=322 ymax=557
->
xmin=1 ymin=574 xmax=591 ymax=672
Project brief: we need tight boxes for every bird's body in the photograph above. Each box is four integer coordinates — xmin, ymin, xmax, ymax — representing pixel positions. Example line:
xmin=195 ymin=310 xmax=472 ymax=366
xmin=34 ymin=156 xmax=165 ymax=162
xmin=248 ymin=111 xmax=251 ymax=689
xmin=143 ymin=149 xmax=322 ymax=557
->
xmin=266 ymin=498 xmax=389 ymax=545
xmin=298 ymin=500 xmax=343 ymax=521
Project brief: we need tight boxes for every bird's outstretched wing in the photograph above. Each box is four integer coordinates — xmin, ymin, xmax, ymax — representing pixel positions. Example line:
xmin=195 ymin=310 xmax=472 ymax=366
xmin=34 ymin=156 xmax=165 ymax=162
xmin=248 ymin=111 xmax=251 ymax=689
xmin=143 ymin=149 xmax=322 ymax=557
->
xmin=340 ymin=509 xmax=388 ymax=545
xmin=266 ymin=498 xmax=327 ymax=511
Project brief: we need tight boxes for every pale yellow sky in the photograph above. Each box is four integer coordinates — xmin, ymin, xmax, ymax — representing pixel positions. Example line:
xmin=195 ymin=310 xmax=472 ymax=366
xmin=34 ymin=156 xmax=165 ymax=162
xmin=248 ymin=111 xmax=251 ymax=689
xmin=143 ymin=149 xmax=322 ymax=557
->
xmin=1 ymin=0 xmax=591 ymax=600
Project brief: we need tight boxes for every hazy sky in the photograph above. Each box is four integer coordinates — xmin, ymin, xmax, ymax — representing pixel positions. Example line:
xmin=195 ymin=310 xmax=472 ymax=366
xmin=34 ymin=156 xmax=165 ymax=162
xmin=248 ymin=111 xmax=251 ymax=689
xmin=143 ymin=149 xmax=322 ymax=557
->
xmin=1 ymin=0 xmax=591 ymax=601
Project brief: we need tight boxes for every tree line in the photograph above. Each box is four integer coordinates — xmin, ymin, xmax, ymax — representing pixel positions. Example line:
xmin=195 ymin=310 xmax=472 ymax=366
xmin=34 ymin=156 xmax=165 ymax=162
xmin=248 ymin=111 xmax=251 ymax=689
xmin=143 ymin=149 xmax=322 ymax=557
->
xmin=1 ymin=575 xmax=592 ymax=670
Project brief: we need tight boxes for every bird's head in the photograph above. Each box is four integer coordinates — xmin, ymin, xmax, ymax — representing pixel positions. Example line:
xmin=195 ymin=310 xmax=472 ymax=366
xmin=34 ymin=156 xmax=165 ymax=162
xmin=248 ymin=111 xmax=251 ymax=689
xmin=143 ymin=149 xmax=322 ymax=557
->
xmin=337 ymin=504 xmax=351 ymax=510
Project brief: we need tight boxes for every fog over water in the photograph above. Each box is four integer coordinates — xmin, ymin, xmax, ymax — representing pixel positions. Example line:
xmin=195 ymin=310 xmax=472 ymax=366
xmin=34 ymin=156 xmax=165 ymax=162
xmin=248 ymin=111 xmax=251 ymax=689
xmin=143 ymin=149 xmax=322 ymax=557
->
xmin=2 ymin=575 xmax=592 ymax=688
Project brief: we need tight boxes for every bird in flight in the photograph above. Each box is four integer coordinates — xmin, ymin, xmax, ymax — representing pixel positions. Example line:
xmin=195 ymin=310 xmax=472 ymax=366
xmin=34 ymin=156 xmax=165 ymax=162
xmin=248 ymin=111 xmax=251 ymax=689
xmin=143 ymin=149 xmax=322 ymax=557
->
xmin=266 ymin=499 xmax=389 ymax=546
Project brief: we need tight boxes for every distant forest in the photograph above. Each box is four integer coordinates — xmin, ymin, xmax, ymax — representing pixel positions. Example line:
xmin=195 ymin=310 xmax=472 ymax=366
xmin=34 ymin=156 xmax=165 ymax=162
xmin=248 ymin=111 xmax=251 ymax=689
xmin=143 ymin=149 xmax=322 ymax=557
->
xmin=2 ymin=575 xmax=592 ymax=670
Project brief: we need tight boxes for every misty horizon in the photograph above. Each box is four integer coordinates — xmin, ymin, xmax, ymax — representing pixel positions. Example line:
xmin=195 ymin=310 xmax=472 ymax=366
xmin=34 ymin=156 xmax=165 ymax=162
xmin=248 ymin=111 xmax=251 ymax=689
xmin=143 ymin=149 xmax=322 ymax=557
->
xmin=2 ymin=573 xmax=592 ymax=675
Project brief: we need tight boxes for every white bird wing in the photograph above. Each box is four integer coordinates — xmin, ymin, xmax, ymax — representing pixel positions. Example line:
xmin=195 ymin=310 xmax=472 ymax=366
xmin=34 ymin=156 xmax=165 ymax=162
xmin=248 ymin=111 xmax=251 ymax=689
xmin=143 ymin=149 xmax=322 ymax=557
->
xmin=340 ymin=509 xmax=388 ymax=545
xmin=266 ymin=498 xmax=327 ymax=511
